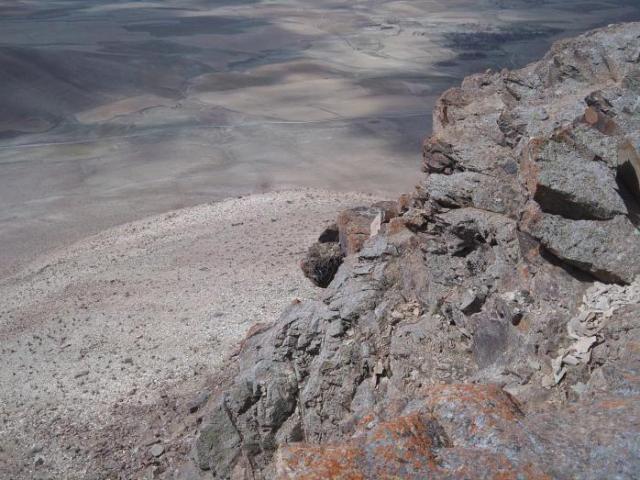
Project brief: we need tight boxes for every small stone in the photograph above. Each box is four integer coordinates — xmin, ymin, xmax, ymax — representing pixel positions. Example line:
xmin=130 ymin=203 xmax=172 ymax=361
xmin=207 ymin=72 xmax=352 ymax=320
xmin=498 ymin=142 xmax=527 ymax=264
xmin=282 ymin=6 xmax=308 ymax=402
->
xmin=30 ymin=444 xmax=43 ymax=455
xmin=327 ymin=320 xmax=345 ymax=338
xmin=150 ymin=444 xmax=164 ymax=457
xmin=459 ymin=289 xmax=486 ymax=315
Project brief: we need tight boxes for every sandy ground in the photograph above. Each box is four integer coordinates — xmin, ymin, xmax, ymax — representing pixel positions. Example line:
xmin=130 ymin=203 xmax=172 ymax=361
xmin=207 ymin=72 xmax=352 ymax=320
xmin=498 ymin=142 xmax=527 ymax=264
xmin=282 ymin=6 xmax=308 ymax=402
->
xmin=0 ymin=189 xmax=379 ymax=480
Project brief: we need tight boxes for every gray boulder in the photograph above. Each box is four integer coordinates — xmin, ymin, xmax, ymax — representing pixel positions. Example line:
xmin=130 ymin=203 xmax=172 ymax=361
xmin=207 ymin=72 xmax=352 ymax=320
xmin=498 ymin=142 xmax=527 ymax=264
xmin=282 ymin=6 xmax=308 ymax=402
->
xmin=522 ymin=138 xmax=627 ymax=220
xmin=521 ymin=205 xmax=640 ymax=283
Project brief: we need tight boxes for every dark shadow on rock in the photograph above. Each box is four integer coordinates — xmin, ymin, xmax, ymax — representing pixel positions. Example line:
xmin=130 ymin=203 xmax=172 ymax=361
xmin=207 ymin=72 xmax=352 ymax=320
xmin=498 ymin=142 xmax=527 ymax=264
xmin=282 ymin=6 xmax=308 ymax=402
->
xmin=539 ymin=246 xmax=608 ymax=285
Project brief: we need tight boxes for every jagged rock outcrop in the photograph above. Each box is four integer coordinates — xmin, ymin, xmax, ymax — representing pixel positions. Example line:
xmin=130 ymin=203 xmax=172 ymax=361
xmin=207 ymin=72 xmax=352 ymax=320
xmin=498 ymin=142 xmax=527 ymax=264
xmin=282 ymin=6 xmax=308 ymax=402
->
xmin=301 ymin=202 xmax=399 ymax=287
xmin=193 ymin=23 xmax=640 ymax=479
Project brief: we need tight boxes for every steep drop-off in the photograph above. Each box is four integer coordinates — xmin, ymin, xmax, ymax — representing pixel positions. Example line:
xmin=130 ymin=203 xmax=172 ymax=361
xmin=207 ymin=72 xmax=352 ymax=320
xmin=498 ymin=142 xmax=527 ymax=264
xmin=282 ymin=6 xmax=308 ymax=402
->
xmin=192 ymin=23 xmax=640 ymax=479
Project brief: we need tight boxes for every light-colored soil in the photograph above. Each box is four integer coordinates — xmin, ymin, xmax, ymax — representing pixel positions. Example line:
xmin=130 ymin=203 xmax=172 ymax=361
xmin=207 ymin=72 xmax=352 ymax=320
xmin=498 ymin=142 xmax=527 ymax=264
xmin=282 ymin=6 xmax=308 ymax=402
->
xmin=0 ymin=189 xmax=379 ymax=480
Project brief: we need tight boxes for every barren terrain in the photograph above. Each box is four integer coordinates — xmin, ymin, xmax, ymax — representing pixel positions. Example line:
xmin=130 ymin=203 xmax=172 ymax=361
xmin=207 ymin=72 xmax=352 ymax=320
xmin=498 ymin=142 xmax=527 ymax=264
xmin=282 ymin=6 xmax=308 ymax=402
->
xmin=2 ymin=0 xmax=640 ymax=277
xmin=0 ymin=189 xmax=380 ymax=479
xmin=2 ymin=2 xmax=640 ymax=479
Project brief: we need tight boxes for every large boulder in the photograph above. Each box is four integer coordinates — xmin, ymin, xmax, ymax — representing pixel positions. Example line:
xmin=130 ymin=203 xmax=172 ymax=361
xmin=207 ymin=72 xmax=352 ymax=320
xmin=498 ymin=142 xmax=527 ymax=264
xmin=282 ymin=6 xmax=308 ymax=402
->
xmin=336 ymin=202 xmax=398 ymax=255
xmin=521 ymin=204 xmax=640 ymax=283
xmin=521 ymin=138 xmax=627 ymax=220
xmin=300 ymin=241 xmax=342 ymax=288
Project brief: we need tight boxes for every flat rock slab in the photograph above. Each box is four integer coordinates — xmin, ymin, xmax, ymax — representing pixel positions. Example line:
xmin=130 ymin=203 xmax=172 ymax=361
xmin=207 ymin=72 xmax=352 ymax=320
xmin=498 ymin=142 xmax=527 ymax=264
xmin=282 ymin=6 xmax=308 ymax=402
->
xmin=522 ymin=139 xmax=627 ymax=220
xmin=522 ymin=206 xmax=640 ymax=283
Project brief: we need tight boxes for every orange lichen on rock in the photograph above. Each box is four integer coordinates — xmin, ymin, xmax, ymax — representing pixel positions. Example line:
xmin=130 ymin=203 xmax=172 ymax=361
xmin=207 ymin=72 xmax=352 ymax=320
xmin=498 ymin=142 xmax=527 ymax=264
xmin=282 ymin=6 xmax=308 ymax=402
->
xmin=441 ymin=448 xmax=552 ymax=480
xmin=276 ymin=413 xmax=445 ymax=479
xmin=276 ymin=444 xmax=366 ymax=480
xmin=426 ymin=383 xmax=524 ymax=422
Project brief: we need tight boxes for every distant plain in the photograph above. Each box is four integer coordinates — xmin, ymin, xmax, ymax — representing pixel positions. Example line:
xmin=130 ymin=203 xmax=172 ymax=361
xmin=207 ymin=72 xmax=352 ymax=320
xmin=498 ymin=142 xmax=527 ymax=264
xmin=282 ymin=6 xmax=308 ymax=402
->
xmin=1 ymin=0 xmax=640 ymax=275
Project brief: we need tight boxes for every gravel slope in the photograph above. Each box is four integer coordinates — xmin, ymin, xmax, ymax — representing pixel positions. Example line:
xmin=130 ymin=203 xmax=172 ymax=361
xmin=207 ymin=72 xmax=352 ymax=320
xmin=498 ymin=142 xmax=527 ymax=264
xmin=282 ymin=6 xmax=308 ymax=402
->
xmin=0 ymin=189 xmax=379 ymax=479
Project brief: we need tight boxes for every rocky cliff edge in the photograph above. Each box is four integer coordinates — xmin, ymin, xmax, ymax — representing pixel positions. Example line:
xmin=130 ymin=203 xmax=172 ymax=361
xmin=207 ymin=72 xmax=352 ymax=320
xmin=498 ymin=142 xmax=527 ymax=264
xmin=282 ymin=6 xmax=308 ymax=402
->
xmin=192 ymin=22 xmax=640 ymax=479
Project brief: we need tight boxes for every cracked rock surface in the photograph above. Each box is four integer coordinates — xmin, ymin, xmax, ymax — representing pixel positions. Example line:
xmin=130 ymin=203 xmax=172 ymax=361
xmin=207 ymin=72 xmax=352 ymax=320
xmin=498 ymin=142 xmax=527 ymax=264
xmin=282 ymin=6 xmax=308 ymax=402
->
xmin=192 ymin=23 xmax=640 ymax=479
